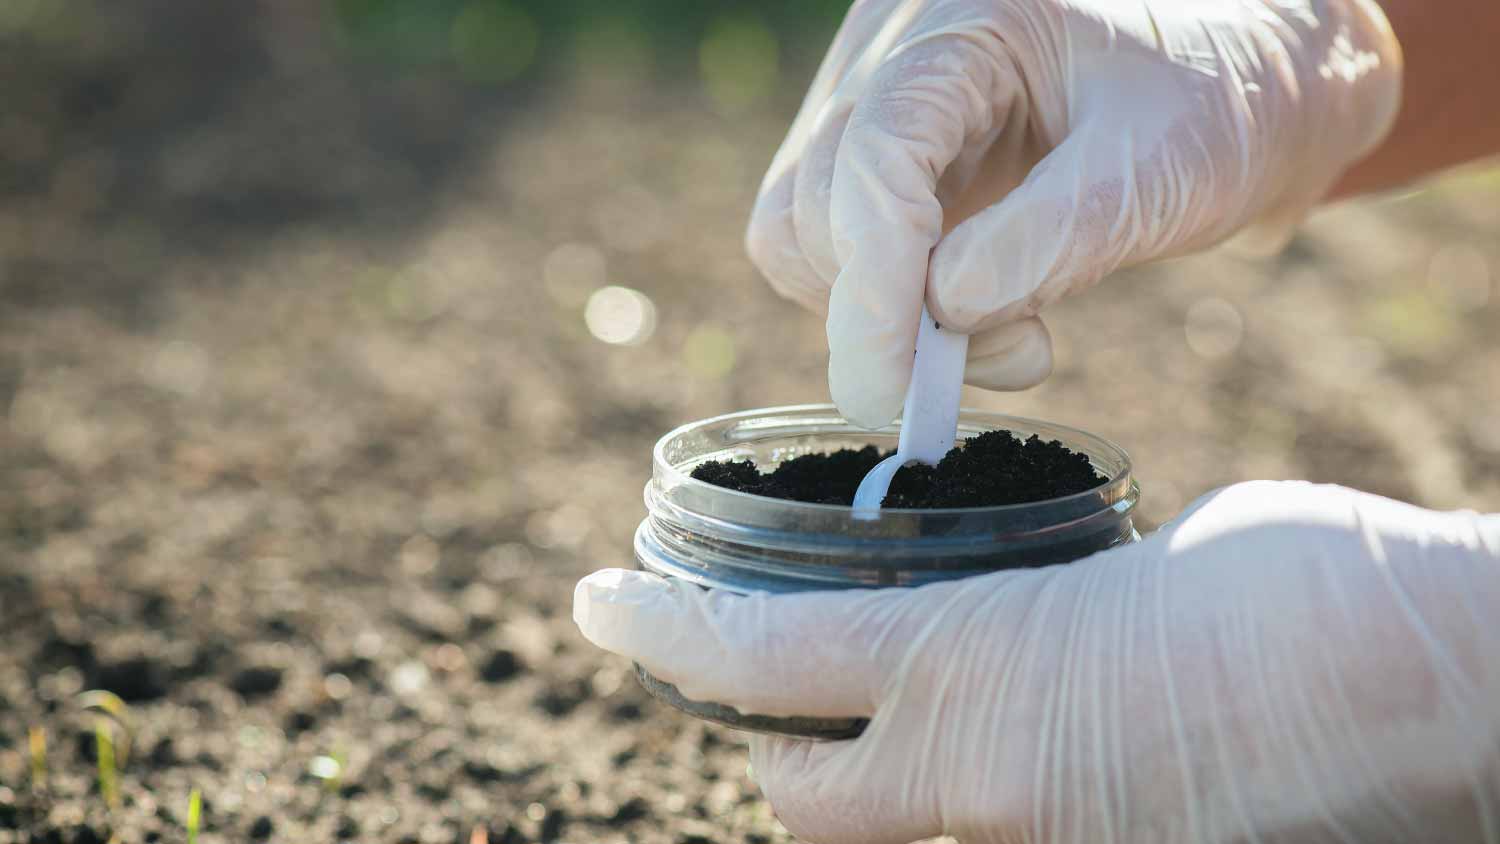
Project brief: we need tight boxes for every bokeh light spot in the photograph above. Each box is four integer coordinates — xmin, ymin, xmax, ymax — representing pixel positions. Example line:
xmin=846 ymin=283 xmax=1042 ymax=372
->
xmin=683 ymin=323 xmax=736 ymax=378
xmin=323 ymin=673 xmax=353 ymax=701
xmin=389 ymin=661 xmax=429 ymax=696
xmin=591 ymin=667 xmax=624 ymax=698
xmin=584 ymin=286 xmax=656 ymax=346
xmin=699 ymin=16 xmax=778 ymax=116
xmin=432 ymin=642 xmax=466 ymax=672
xmin=308 ymin=755 xmax=342 ymax=781
xmin=451 ymin=2 xmax=539 ymax=84
xmin=1184 ymin=298 xmax=1244 ymax=359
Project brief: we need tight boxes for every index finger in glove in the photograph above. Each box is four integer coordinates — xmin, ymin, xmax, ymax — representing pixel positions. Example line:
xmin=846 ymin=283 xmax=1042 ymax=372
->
xmin=825 ymin=33 xmax=1019 ymax=428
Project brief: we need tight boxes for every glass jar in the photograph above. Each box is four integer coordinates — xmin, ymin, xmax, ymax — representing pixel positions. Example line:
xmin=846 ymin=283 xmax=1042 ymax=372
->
xmin=633 ymin=404 xmax=1139 ymax=739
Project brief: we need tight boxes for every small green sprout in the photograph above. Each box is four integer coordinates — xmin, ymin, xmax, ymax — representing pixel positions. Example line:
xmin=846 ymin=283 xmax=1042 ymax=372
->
xmin=95 ymin=718 xmax=120 ymax=811
xmin=28 ymin=726 xmax=46 ymax=792
xmin=78 ymin=690 xmax=134 ymax=766
xmin=186 ymin=788 xmax=202 ymax=844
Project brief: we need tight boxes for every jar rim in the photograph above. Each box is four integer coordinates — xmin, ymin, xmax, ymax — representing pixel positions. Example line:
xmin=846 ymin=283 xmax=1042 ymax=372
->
xmin=652 ymin=403 xmax=1133 ymax=516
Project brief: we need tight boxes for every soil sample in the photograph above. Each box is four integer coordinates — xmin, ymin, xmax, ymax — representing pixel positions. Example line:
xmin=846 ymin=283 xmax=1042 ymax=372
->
xmin=691 ymin=429 xmax=1104 ymax=508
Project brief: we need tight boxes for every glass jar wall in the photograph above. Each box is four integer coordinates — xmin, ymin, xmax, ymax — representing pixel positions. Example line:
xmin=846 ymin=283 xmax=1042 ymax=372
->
xmin=633 ymin=404 xmax=1139 ymax=739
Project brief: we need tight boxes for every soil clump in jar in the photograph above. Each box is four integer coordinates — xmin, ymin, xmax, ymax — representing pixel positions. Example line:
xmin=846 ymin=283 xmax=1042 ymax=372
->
xmin=690 ymin=429 xmax=1105 ymax=508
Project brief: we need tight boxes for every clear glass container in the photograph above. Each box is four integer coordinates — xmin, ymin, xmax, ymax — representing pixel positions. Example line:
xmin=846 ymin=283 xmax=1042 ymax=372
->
xmin=633 ymin=404 xmax=1139 ymax=739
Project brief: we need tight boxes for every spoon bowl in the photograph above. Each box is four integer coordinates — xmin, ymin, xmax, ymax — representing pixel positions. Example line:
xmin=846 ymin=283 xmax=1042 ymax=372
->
xmin=851 ymin=453 xmax=908 ymax=512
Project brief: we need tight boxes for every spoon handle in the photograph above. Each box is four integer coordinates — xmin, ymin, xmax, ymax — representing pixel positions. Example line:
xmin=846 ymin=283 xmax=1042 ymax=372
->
xmin=896 ymin=305 xmax=970 ymax=465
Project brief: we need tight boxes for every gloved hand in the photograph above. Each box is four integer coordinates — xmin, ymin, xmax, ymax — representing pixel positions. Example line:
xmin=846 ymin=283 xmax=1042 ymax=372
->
xmin=747 ymin=0 xmax=1403 ymax=428
xmin=576 ymin=482 xmax=1500 ymax=844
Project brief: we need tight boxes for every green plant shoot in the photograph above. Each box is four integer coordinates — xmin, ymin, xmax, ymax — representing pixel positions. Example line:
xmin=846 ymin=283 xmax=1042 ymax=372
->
xmin=28 ymin=726 xmax=46 ymax=792
xmin=95 ymin=718 xmax=119 ymax=811
xmin=187 ymin=788 xmax=202 ymax=844
xmin=79 ymin=690 xmax=134 ymax=767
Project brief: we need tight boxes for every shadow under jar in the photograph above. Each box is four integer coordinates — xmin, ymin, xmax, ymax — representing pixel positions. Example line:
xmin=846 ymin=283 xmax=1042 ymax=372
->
xmin=633 ymin=404 xmax=1140 ymax=740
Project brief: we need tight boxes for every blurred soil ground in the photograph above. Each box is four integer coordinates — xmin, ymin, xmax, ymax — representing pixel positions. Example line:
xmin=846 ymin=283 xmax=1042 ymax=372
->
xmin=2 ymin=3 xmax=1498 ymax=842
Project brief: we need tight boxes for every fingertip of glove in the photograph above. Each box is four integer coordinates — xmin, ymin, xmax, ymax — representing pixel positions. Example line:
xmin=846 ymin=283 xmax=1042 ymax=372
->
xmin=826 ymin=311 xmax=912 ymax=429
xmin=573 ymin=569 xmax=674 ymax=652
xmin=828 ymin=358 xmax=904 ymax=430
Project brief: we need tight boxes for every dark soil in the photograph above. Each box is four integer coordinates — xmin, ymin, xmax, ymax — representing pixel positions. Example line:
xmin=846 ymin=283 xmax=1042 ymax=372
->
xmin=691 ymin=430 xmax=1106 ymax=507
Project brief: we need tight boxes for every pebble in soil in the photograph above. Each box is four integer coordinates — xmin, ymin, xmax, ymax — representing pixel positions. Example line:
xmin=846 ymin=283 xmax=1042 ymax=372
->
xmin=690 ymin=430 xmax=1105 ymax=507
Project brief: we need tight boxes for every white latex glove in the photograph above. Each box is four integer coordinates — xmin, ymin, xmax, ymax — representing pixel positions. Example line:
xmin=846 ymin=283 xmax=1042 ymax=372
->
xmin=576 ymin=482 xmax=1500 ymax=844
xmin=747 ymin=0 xmax=1402 ymax=427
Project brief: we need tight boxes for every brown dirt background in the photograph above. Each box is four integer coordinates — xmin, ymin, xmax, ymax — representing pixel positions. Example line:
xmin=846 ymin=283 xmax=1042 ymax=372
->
xmin=2 ymin=3 xmax=1497 ymax=842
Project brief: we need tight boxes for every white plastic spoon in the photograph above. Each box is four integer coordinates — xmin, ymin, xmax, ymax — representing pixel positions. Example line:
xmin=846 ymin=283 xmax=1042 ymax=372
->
xmin=852 ymin=306 xmax=970 ymax=517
